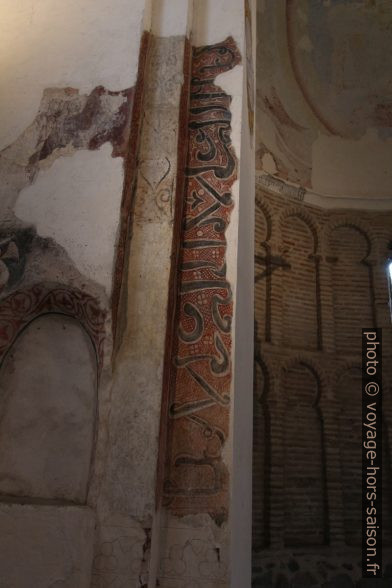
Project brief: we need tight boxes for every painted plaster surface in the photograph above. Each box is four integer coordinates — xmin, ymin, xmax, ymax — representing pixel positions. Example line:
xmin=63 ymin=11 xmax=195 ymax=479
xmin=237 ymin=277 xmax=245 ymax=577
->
xmin=16 ymin=144 xmax=125 ymax=295
xmin=0 ymin=504 xmax=95 ymax=587
xmin=192 ymin=1 xmax=245 ymax=331
xmin=157 ymin=35 xmax=242 ymax=588
xmin=0 ymin=3 xmax=249 ymax=586
xmin=0 ymin=314 xmax=97 ymax=502
xmin=158 ymin=513 xmax=229 ymax=587
xmin=287 ymin=0 xmax=392 ymax=139
xmin=0 ymin=0 xmax=145 ymax=304
xmin=312 ymin=129 xmax=392 ymax=199
xmin=90 ymin=35 xmax=188 ymax=588
xmin=0 ymin=3 xmax=146 ymax=585
xmin=0 ymin=0 xmax=145 ymax=150
xmin=91 ymin=514 xmax=150 ymax=587
xmin=0 ymin=85 xmax=134 ymax=294
xmin=163 ymin=37 xmax=241 ymax=521
xmin=151 ymin=0 xmax=192 ymax=36
xmin=192 ymin=0 xmax=243 ymax=49
xmin=256 ymin=0 xmax=392 ymax=203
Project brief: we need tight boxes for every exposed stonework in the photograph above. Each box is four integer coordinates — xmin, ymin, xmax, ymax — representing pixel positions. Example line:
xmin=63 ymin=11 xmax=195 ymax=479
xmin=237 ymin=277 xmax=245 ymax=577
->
xmin=252 ymin=548 xmax=392 ymax=588
xmin=253 ymin=186 xmax=392 ymax=583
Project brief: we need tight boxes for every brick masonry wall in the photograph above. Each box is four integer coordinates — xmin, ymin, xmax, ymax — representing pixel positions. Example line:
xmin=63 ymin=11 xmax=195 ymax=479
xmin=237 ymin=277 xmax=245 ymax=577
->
xmin=329 ymin=226 xmax=374 ymax=355
xmin=253 ymin=360 xmax=269 ymax=551
xmin=253 ymin=187 xmax=392 ymax=586
xmin=281 ymin=216 xmax=319 ymax=351
xmin=283 ymin=363 xmax=326 ymax=547
xmin=337 ymin=368 xmax=362 ymax=547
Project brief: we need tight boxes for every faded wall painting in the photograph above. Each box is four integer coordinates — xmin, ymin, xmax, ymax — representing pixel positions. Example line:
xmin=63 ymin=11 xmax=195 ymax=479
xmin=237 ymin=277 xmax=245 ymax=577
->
xmin=0 ymin=314 xmax=97 ymax=502
xmin=0 ymin=18 xmax=138 ymax=587
xmin=163 ymin=37 xmax=241 ymax=521
xmin=257 ymin=0 xmax=392 ymax=199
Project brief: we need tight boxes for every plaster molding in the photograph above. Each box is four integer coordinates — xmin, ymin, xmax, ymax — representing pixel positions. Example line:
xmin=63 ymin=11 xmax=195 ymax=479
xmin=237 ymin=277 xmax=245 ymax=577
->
xmin=256 ymin=170 xmax=392 ymax=211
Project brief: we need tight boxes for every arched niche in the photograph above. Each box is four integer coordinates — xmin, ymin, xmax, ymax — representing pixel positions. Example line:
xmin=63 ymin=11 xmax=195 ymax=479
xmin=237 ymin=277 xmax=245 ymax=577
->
xmin=282 ymin=362 xmax=327 ymax=546
xmin=329 ymin=225 xmax=374 ymax=354
xmin=281 ymin=215 xmax=319 ymax=351
xmin=255 ymin=243 xmax=270 ymax=344
xmin=336 ymin=367 xmax=362 ymax=546
xmin=0 ymin=313 xmax=97 ymax=503
xmin=252 ymin=358 xmax=270 ymax=551
xmin=254 ymin=198 xmax=272 ymax=343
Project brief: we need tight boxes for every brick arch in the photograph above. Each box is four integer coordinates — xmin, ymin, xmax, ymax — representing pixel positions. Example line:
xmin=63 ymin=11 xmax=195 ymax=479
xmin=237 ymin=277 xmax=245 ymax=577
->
xmin=377 ymin=232 xmax=392 ymax=262
xmin=280 ymin=355 xmax=327 ymax=404
xmin=253 ymin=353 xmax=273 ymax=551
xmin=254 ymin=241 xmax=273 ymax=344
xmin=0 ymin=290 xmax=105 ymax=505
xmin=323 ymin=216 xmax=376 ymax=262
xmin=333 ymin=363 xmax=363 ymax=546
xmin=326 ymin=220 xmax=377 ymax=354
xmin=255 ymin=194 xmax=273 ymax=243
xmin=279 ymin=355 xmax=328 ymax=546
xmin=278 ymin=211 xmax=321 ymax=351
xmin=333 ymin=361 xmax=391 ymax=405
xmin=254 ymin=353 xmax=274 ymax=400
xmin=0 ymin=283 xmax=106 ymax=375
xmin=333 ymin=364 xmax=392 ymax=547
xmin=278 ymin=206 xmax=320 ymax=255
xmin=332 ymin=361 xmax=361 ymax=390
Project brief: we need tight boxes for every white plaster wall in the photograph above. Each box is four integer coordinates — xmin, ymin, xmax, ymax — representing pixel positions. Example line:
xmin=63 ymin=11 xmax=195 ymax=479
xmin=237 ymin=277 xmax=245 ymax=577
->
xmin=231 ymin=2 xmax=256 ymax=587
xmin=312 ymin=129 xmax=392 ymax=199
xmin=256 ymin=0 xmax=392 ymax=206
xmin=0 ymin=315 xmax=97 ymax=502
xmin=15 ymin=144 xmax=124 ymax=294
xmin=0 ymin=0 xmax=148 ymax=295
xmin=192 ymin=0 xmax=243 ymax=49
xmin=0 ymin=0 xmax=146 ymax=150
xmin=152 ymin=0 xmax=193 ymax=36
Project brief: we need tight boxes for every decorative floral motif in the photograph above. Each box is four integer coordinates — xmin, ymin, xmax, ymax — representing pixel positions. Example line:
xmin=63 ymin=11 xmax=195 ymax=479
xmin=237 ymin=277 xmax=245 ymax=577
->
xmin=0 ymin=284 xmax=106 ymax=372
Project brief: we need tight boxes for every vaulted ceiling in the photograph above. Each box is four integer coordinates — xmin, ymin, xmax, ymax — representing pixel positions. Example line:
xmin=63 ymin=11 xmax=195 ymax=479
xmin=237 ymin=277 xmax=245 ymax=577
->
xmin=257 ymin=0 xmax=392 ymax=208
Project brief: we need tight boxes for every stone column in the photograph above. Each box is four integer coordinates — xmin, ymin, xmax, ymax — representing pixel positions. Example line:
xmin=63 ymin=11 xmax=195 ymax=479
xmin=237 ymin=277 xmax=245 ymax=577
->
xmin=90 ymin=2 xmax=193 ymax=586
xmin=154 ymin=2 xmax=249 ymax=587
